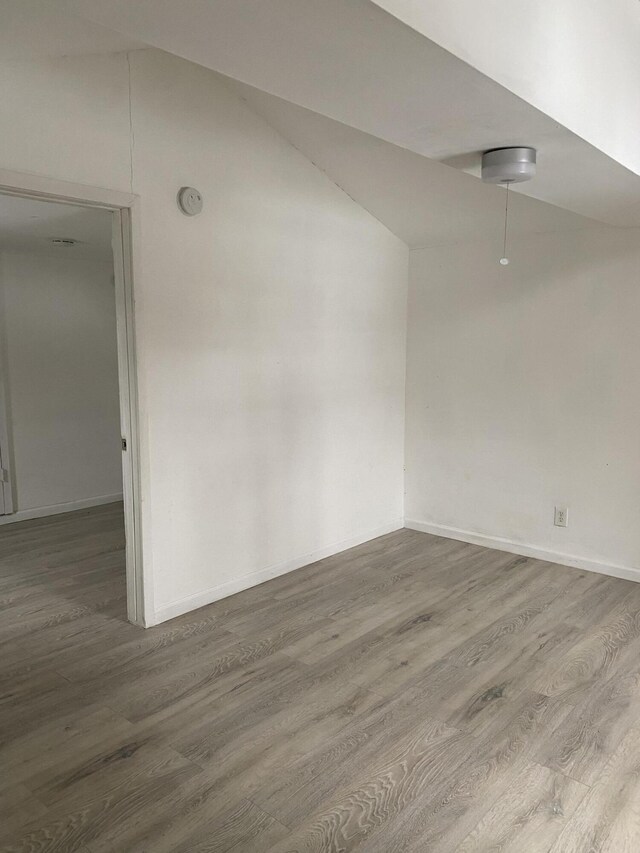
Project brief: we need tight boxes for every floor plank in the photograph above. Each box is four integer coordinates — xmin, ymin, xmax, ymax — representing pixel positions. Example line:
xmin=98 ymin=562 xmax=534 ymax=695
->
xmin=548 ymin=726 xmax=640 ymax=853
xmin=454 ymin=761 xmax=588 ymax=852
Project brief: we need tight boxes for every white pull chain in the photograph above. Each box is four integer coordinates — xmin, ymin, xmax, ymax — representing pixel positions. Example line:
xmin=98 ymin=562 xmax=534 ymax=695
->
xmin=500 ymin=182 xmax=510 ymax=266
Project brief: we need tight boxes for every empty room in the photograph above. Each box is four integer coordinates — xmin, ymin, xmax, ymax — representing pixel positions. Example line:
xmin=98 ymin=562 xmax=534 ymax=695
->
xmin=1 ymin=1 xmax=639 ymax=851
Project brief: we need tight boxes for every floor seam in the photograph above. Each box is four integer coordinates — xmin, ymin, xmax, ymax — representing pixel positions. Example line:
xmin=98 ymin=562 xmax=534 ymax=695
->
xmin=529 ymin=758 xmax=592 ymax=789
xmin=246 ymin=796 xmax=292 ymax=830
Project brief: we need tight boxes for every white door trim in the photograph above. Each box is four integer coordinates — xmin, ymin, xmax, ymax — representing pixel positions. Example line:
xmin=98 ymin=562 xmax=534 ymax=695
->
xmin=0 ymin=168 xmax=148 ymax=626
xmin=0 ymin=169 xmax=137 ymax=210
xmin=0 ymin=263 xmax=15 ymax=515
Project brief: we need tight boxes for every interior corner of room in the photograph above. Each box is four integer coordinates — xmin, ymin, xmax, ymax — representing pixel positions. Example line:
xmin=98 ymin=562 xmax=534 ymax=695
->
xmin=2 ymin=2 xmax=640 ymax=848
xmin=1 ymin=17 xmax=639 ymax=624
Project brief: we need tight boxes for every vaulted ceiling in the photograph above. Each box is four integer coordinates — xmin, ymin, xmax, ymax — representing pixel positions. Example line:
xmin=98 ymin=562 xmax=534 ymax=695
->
xmin=47 ymin=0 xmax=640 ymax=230
xmin=227 ymin=77 xmax=602 ymax=249
xmin=8 ymin=0 xmax=640 ymax=247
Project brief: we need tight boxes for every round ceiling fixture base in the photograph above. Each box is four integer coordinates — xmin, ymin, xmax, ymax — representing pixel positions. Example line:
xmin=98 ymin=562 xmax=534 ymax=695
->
xmin=481 ymin=147 xmax=536 ymax=184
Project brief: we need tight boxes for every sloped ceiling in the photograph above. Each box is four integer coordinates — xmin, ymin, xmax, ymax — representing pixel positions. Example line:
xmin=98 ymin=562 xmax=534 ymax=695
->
xmin=47 ymin=0 xmax=640 ymax=227
xmin=371 ymin=0 xmax=640 ymax=178
xmin=227 ymin=76 xmax=606 ymax=250
xmin=0 ymin=0 xmax=143 ymax=58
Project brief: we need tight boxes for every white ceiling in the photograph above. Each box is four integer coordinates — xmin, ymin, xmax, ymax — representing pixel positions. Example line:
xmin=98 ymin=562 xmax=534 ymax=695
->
xmin=0 ymin=194 xmax=113 ymax=260
xmin=0 ymin=0 xmax=143 ymax=59
xmin=49 ymin=0 xmax=640 ymax=226
xmin=228 ymin=77 xmax=606 ymax=250
xmin=0 ymin=0 xmax=145 ymax=60
xmin=371 ymin=0 xmax=640 ymax=178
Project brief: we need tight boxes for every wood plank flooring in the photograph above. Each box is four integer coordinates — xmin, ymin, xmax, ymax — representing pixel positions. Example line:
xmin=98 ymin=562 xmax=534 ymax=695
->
xmin=2 ymin=503 xmax=640 ymax=851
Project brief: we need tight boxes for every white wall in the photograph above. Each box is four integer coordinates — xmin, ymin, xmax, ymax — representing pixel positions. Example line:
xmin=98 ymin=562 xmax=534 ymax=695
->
xmin=0 ymin=52 xmax=132 ymax=191
xmin=0 ymin=49 xmax=408 ymax=622
xmin=372 ymin=0 xmax=640 ymax=178
xmin=130 ymin=51 xmax=408 ymax=620
xmin=0 ymin=251 xmax=122 ymax=515
xmin=0 ymin=45 xmax=637 ymax=618
xmin=405 ymin=226 xmax=640 ymax=578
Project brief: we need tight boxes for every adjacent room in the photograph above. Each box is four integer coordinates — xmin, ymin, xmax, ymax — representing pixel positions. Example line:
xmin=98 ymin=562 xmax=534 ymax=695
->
xmin=0 ymin=195 xmax=128 ymax=613
xmin=1 ymin=1 xmax=640 ymax=851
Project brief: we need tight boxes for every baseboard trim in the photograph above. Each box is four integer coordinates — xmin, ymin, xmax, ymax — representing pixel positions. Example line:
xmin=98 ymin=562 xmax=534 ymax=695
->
xmin=0 ymin=493 xmax=123 ymax=525
xmin=404 ymin=518 xmax=640 ymax=584
xmin=152 ymin=517 xmax=404 ymax=625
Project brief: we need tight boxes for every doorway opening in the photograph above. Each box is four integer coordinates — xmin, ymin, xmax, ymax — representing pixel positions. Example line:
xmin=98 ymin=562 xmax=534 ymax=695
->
xmin=0 ymin=174 xmax=144 ymax=625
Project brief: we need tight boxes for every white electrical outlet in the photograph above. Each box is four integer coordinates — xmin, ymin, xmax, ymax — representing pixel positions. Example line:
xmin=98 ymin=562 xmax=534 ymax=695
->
xmin=554 ymin=506 xmax=568 ymax=528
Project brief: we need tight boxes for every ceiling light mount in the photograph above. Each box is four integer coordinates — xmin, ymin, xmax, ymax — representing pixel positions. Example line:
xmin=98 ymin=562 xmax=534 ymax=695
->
xmin=481 ymin=147 xmax=536 ymax=184
xmin=481 ymin=147 xmax=536 ymax=267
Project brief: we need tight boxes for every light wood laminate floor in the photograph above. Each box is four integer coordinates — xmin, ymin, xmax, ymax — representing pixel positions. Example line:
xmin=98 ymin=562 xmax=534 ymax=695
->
xmin=2 ymin=503 xmax=640 ymax=852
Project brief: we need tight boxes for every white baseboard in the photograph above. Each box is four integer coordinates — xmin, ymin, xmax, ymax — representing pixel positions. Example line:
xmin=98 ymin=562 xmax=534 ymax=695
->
xmin=0 ymin=493 xmax=123 ymax=525
xmin=404 ymin=518 xmax=640 ymax=584
xmin=152 ymin=517 xmax=404 ymax=625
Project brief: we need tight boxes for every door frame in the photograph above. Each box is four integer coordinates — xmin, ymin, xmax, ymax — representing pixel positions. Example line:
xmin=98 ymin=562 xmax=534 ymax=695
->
xmin=0 ymin=168 xmax=148 ymax=626
xmin=0 ymin=268 xmax=14 ymax=515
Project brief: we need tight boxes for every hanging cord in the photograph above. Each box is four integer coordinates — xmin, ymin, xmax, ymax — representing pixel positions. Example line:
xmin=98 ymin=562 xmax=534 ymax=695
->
xmin=500 ymin=182 xmax=511 ymax=265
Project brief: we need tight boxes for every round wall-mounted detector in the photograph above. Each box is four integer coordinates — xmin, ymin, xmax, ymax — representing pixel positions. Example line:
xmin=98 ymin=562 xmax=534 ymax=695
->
xmin=481 ymin=147 xmax=536 ymax=184
xmin=50 ymin=238 xmax=78 ymax=246
xmin=177 ymin=186 xmax=203 ymax=216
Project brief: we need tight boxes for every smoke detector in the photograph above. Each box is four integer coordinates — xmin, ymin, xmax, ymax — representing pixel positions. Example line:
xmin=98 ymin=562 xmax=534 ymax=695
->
xmin=177 ymin=186 xmax=203 ymax=216
xmin=481 ymin=147 xmax=536 ymax=184
xmin=50 ymin=238 xmax=78 ymax=247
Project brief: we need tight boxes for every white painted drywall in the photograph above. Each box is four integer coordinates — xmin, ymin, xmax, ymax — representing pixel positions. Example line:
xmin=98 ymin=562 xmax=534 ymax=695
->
xmin=372 ymin=0 xmax=640 ymax=177
xmin=0 ymin=251 xmax=122 ymax=514
xmin=405 ymin=226 xmax=640 ymax=576
xmin=0 ymin=53 xmax=132 ymax=191
xmin=0 ymin=50 xmax=407 ymax=621
xmin=129 ymin=51 xmax=407 ymax=619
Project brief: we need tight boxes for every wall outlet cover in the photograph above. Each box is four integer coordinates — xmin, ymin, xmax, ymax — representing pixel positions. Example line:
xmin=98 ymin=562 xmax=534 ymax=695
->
xmin=554 ymin=506 xmax=568 ymax=528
